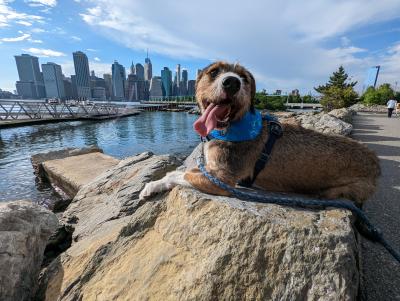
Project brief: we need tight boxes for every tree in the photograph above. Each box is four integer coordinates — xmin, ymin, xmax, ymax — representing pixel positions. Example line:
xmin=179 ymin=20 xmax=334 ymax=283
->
xmin=315 ymin=66 xmax=358 ymax=110
xmin=254 ymin=91 xmax=286 ymax=111
xmin=361 ymin=83 xmax=395 ymax=105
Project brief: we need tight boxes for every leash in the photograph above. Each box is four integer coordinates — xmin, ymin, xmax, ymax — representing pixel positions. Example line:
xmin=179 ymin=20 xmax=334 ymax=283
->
xmin=196 ymin=154 xmax=400 ymax=264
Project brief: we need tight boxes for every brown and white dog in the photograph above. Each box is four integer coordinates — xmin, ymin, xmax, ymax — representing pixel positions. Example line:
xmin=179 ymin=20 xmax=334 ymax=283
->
xmin=140 ymin=61 xmax=380 ymax=205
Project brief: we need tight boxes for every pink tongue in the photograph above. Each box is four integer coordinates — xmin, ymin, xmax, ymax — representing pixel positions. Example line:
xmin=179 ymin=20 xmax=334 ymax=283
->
xmin=193 ymin=104 xmax=228 ymax=137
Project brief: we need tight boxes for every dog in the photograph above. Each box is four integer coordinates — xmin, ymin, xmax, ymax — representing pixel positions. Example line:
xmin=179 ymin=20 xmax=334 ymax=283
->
xmin=140 ymin=61 xmax=380 ymax=205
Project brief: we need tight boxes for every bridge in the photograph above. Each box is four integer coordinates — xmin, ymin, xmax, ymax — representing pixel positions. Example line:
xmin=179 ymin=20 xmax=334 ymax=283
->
xmin=284 ymin=102 xmax=322 ymax=109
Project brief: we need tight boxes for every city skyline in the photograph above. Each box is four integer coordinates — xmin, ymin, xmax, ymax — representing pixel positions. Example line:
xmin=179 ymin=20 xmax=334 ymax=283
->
xmin=1 ymin=1 xmax=400 ymax=94
xmin=11 ymin=50 xmax=198 ymax=100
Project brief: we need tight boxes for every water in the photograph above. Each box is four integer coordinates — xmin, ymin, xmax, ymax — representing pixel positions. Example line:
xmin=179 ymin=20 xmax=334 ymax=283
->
xmin=0 ymin=112 xmax=199 ymax=202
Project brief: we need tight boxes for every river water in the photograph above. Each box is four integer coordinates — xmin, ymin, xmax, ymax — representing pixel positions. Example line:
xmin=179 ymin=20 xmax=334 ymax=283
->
xmin=0 ymin=112 xmax=199 ymax=202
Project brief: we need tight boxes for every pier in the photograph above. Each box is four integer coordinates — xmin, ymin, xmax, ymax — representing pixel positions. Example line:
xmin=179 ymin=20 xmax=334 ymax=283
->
xmin=0 ymin=99 xmax=141 ymax=128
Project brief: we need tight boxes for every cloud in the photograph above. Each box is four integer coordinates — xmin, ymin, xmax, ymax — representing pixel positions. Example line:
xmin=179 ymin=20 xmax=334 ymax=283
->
xmin=94 ymin=57 xmax=100 ymax=61
xmin=25 ymin=0 xmax=57 ymax=7
xmin=27 ymin=38 xmax=43 ymax=43
xmin=30 ymin=27 xmax=46 ymax=33
xmin=22 ymin=47 xmax=66 ymax=57
xmin=0 ymin=0 xmax=44 ymax=28
xmin=80 ymin=0 xmax=400 ymax=92
xmin=16 ymin=20 xmax=32 ymax=26
xmin=71 ymin=35 xmax=82 ymax=41
xmin=1 ymin=33 xmax=31 ymax=42
xmin=86 ymin=48 xmax=98 ymax=52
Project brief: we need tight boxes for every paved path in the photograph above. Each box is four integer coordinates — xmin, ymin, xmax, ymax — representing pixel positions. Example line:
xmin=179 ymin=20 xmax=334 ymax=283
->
xmin=352 ymin=112 xmax=400 ymax=300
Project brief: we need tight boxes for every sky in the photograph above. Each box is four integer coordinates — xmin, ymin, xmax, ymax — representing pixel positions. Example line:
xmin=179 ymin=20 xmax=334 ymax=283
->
xmin=1 ymin=0 xmax=400 ymax=94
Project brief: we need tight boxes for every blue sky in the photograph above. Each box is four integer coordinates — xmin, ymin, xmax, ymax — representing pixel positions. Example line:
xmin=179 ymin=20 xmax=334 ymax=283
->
xmin=1 ymin=0 xmax=400 ymax=94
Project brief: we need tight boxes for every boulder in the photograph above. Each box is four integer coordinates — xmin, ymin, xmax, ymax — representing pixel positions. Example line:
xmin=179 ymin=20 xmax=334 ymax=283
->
xmin=328 ymin=108 xmax=354 ymax=123
xmin=41 ymin=152 xmax=120 ymax=198
xmin=349 ymin=103 xmax=387 ymax=113
xmin=297 ymin=112 xmax=353 ymax=136
xmin=31 ymin=146 xmax=102 ymax=177
xmin=0 ymin=200 xmax=58 ymax=301
xmin=38 ymin=153 xmax=359 ymax=301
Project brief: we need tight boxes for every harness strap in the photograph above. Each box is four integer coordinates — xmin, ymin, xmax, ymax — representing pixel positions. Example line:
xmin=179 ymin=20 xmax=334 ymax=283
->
xmin=239 ymin=119 xmax=283 ymax=187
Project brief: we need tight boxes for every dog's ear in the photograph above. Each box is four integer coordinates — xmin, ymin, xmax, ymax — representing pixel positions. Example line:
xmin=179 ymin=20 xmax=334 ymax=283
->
xmin=248 ymin=71 xmax=256 ymax=113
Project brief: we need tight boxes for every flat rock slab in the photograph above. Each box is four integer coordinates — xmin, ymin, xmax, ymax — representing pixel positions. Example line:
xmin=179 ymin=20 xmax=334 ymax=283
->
xmin=42 ymin=152 xmax=120 ymax=198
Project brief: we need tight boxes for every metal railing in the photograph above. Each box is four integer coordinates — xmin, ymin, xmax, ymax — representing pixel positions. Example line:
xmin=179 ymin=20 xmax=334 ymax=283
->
xmin=0 ymin=100 xmax=123 ymax=120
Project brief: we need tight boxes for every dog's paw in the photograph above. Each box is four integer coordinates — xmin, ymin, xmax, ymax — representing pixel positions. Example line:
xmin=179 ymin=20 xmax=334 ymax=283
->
xmin=139 ymin=181 xmax=164 ymax=200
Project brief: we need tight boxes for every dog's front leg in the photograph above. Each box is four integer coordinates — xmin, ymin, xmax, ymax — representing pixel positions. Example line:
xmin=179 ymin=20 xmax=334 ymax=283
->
xmin=139 ymin=170 xmax=192 ymax=200
xmin=139 ymin=167 xmax=235 ymax=200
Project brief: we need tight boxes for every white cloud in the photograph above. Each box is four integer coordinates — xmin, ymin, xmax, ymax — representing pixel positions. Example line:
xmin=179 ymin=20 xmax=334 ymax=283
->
xmin=71 ymin=35 xmax=82 ymax=41
xmin=0 ymin=0 xmax=44 ymax=28
xmin=30 ymin=27 xmax=46 ymax=33
xmin=25 ymin=0 xmax=57 ymax=7
xmin=28 ymin=38 xmax=43 ymax=43
xmin=22 ymin=47 xmax=66 ymax=57
xmin=1 ymin=33 xmax=31 ymax=42
xmin=86 ymin=48 xmax=98 ymax=52
xmin=94 ymin=57 xmax=100 ymax=61
xmin=80 ymin=0 xmax=400 ymax=92
xmin=16 ymin=20 xmax=32 ymax=26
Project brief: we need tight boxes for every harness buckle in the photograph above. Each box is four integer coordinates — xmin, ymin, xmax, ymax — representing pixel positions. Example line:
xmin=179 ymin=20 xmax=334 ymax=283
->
xmin=259 ymin=152 xmax=270 ymax=162
xmin=268 ymin=120 xmax=283 ymax=138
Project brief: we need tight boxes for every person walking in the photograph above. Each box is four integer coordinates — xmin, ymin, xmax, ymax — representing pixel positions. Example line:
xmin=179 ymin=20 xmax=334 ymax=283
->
xmin=387 ymin=98 xmax=397 ymax=118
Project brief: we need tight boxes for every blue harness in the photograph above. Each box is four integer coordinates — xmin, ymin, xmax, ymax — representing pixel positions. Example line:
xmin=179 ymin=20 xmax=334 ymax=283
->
xmin=204 ymin=110 xmax=283 ymax=187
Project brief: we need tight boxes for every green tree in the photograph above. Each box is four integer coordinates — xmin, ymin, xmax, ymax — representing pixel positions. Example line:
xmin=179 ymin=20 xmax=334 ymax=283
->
xmin=315 ymin=66 xmax=358 ymax=110
xmin=362 ymin=83 xmax=395 ymax=105
xmin=254 ymin=91 xmax=286 ymax=111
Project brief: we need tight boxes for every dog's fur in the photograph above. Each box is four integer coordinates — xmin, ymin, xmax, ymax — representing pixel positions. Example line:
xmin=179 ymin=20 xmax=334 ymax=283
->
xmin=140 ymin=61 xmax=380 ymax=204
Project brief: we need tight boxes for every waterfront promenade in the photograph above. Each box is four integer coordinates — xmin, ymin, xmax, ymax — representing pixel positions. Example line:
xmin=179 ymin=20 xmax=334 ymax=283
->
xmin=352 ymin=112 xmax=400 ymax=300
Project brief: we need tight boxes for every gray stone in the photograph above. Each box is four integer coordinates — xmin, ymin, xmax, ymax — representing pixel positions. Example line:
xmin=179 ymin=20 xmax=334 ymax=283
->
xmin=42 ymin=187 xmax=359 ymax=301
xmin=349 ymin=103 xmax=387 ymax=113
xmin=297 ymin=112 xmax=353 ymax=136
xmin=0 ymin=200 xmax=58 ymax=301
xmin=62 ymin=152 xmax=181 ymax=242
xmin=328 ymin=108 xmax=354 ymax=123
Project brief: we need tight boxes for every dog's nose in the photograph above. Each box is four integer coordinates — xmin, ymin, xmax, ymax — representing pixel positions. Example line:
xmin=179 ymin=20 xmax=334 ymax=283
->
xmin=222 ymin=76 xmax=241 ymax=95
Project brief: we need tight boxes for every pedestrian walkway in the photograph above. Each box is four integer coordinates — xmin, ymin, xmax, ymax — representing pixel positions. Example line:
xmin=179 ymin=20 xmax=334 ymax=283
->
xmin=352 ymin=112 xmax=400 ymax=300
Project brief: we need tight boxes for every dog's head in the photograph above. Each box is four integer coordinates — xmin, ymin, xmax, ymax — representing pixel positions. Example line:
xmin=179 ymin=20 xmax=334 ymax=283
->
xmin=194 ymin=61 xmax=256 ymax=136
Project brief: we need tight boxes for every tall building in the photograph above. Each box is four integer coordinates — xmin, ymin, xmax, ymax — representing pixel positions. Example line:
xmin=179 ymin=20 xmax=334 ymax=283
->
xmin=42 ymin=62 xmax=65 ymax=99
xmin=175 ymin=64 xmax=181 ymax=93
xmin=135 ymin=63 xmax=145 ymax=80
xmin=144 ymin=51 xmax=152 ymax=81
xmin=161 ymin=67 xmax=172 ymax=97
xmin=112 ymin=61 xmax=126 ymax=100
xmin=63 ymin=77 xmax=73 ymax=99
xmin=126 ymin=73 xmax=138 ymax=101
xmin=71 ymin=75 xmax=78 ymax=99
xmin=130 ymin=61 xmax=135 ymax=75
xmin=196 ymin=69 xmax=202 ymax=79
xmin=103 ymin=73 xmax=112 ymax=100
xmin=149 ymin=76 xmax=163 ymax=97
xmin=73 ymin=51 xmax=91 ymax=99
xmin=14 ymin=54 xmax=45 ymax=99
xmin=180 ymin=68 xmax=188 ymax=96
xmin=187 ymin=80 xmax=196 ymax=96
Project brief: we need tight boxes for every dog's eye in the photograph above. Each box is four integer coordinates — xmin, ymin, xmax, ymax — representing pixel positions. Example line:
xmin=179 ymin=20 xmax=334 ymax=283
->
xmin=209 ymin=69 xmax=219 ymax=79
xmin=241 ymin=76 xmax=249 ymax=83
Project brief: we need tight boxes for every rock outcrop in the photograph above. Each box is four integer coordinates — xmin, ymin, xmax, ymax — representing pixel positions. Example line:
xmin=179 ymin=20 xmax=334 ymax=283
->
xmin=41 ymin=152 xmax=120 ymax=198
xmin=38 ymin=153 xmax=359 ymax=301
xmin=0 ymin=201 xmax=58 ymax=301
xmin=349 ymin=103 xmax=387 ymax=113
xmin=296 ymin=112 xmax=353 ymax=136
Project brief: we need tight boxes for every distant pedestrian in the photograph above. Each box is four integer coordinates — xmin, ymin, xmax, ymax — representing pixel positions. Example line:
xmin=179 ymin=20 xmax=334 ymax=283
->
xmin=387 ymin=98 xmax=397 ymax=118
xmin=396 ymin=102 xmax=400 ymax=117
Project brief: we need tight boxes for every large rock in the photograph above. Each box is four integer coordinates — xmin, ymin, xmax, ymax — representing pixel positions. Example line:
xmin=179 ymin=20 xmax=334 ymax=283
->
xmin=297 ymin=112 xmax=353 ymax=136
xmin=0 ymin=200 xmax=58 ymax=301
xmin=39 ymin=153 xmax=359 ymax=301
xmin=328 ymin=108 xmax=354 ymax=123
xmin=349 ymin=103 xmax=387 ymax=113
xmin=41 ymin=152 xmax=120 ymax=198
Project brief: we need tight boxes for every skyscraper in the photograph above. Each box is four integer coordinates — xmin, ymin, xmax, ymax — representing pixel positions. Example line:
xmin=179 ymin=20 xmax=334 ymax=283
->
xmin=73 ymin=51 xmax=91 ymax=99
xmin=135 ymin=63 xmax=145 ymax=80
xmin=175 ymin=64 xmax=181 ymax=89
xmin=103 ymin=73 xmax=112 ymax=100
xmin=112 ymin=61 xmax=126 ymax=100
xmin=180 ymin=68 xmax=188 ymax=96
xmin=161 ymin=67 xmax=172 ymax=97
xmin=144 ymin=51 xmax=152 ymax=81
xmin=196 ymin=69 xmax=202 ymax=79
xmin=14 ymin=54 xmax=45 ymax=99
xmin=187 ymin=80 xmax=196 ymax=96
xmin=149 ymin=76 xmax=163 ymax=97
xmin=42 ymin=62 xmax=65 ymax=99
